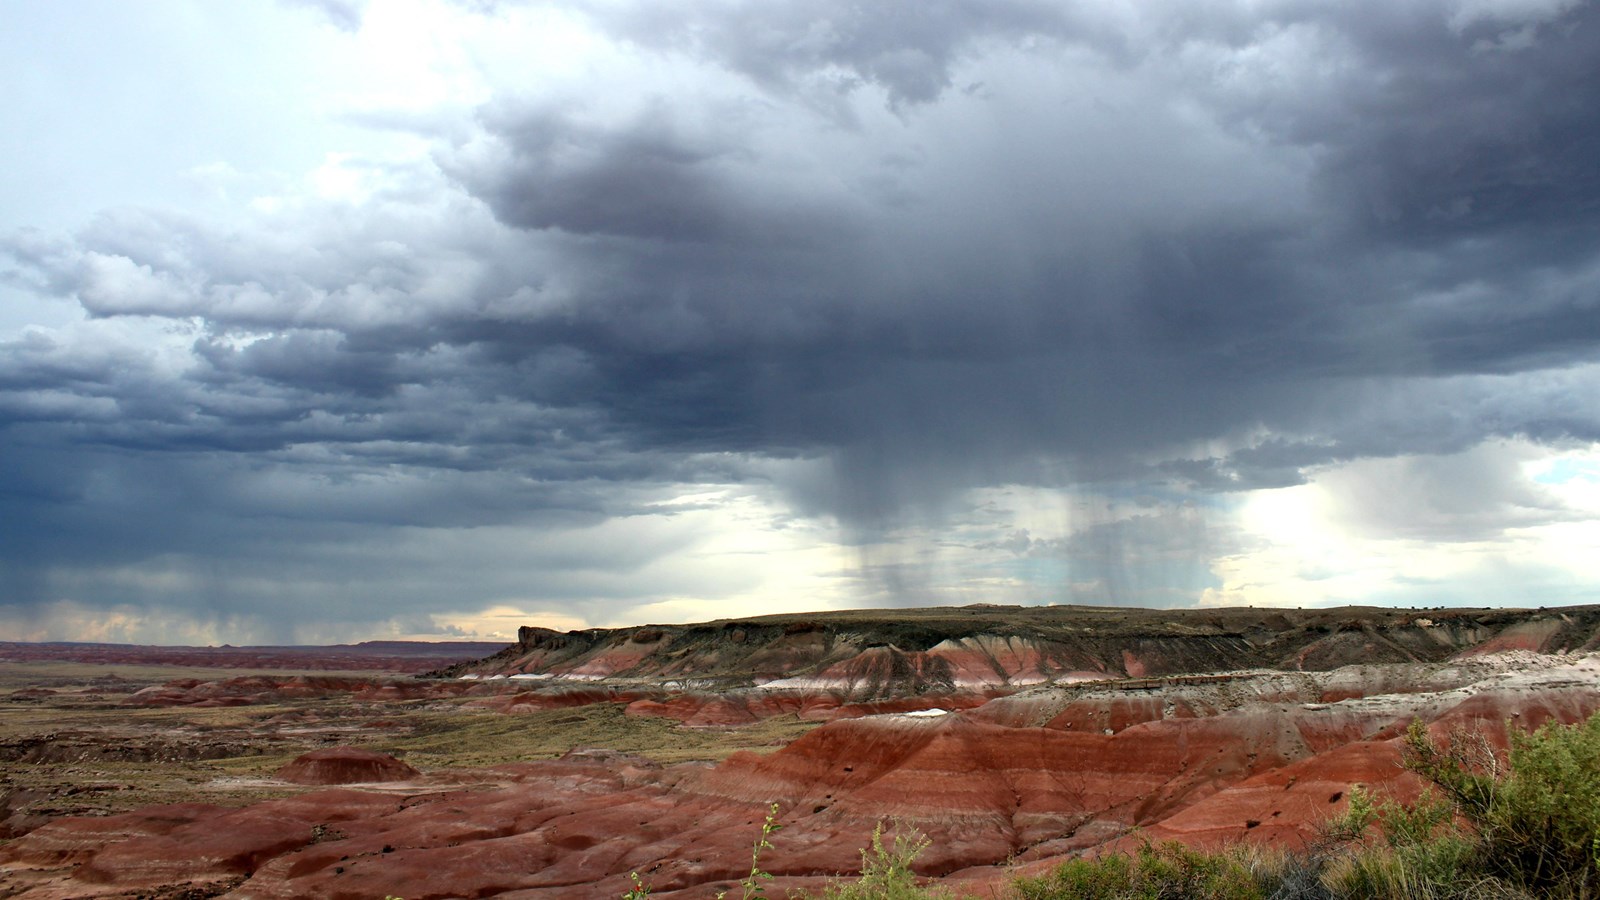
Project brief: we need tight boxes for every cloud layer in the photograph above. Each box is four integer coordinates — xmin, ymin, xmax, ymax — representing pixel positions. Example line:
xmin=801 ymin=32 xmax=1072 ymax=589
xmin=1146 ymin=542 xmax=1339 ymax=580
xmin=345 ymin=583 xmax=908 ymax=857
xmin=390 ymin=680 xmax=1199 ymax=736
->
xmin=3 ymin=0 xmax=1599 ymax=642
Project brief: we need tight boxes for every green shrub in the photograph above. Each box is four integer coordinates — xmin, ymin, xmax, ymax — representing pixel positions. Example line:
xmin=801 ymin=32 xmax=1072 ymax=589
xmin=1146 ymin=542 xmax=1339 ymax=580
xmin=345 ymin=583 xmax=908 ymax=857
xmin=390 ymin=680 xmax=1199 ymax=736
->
xmin=815 ymin=822 xmax=951 ymax=899
xmin=1014 ymin=852 xmax=1133 ymax=900
xmin=621 ymin=871 xmax=652 ymax=899
xmin=1400 ymin=713 xmax=1600 ymax=897
xmin=716 ymin=802 xmax=783 ymax=900
xmin=1012 ymin=841 xmax=1266 ymax=900
xmin=1321 ymin=783 xmax=1481 ymax=899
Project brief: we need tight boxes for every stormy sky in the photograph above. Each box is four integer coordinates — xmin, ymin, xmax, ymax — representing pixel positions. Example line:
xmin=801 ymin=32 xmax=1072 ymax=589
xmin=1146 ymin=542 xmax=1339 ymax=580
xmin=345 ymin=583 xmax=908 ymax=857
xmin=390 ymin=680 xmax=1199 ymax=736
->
xmin=3 ymin=0 xmax=1599 ymax=644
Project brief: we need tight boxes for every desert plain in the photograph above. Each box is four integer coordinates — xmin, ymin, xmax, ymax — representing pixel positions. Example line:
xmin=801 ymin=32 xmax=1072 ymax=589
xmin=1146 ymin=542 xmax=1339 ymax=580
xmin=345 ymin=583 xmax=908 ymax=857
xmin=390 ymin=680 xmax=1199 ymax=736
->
xmin=3 ymin=603 xmax=1600 ymax=899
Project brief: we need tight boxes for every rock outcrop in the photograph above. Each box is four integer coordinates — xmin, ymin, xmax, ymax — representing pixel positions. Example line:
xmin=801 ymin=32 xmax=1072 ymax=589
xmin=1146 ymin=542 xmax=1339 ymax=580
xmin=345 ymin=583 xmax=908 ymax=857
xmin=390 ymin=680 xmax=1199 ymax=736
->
xmin=441 ymin=605 xmax=1600 ymax=699
xmin=275 ymin=747 xmax=420 ymax=786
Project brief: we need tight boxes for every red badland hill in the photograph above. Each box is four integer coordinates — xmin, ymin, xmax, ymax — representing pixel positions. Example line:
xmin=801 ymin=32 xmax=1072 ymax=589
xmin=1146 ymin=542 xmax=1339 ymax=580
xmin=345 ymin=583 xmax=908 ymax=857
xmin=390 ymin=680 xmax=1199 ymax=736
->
xmin=276 ymin=747 xmax=421 ymax=786
xmin=3 ymin=603 xmax=1599 ymax=898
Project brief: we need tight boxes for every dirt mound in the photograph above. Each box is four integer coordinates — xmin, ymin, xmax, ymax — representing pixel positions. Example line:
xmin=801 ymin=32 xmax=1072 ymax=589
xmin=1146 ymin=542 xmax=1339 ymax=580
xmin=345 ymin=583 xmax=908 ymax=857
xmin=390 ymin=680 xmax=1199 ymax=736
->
xmin=275 ymin=747 xmax=419 ymax=785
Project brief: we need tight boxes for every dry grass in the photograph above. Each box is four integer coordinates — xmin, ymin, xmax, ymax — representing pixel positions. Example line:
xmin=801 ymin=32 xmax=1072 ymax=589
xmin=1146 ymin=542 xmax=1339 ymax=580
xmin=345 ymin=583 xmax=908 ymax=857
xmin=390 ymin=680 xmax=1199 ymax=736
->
xmin=0 ymin=659 xmax=821 ymax=836
xmin=386 ymin=701 xmax=820 ymax=769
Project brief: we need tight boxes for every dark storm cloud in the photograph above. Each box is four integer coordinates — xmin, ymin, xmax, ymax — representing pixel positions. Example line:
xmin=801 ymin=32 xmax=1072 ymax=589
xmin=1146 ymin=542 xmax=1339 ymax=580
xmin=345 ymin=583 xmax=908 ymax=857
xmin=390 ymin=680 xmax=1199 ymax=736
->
xmin=423 ymin=0 xmax=1600 ymax=599
xmin=450 ymin=104 xmax=746 ymax=241
xmin=5 ymin=0 xmax=1600 ymax=635
xmin=559 ymin=1 xmax=1599 ymax=464
xmin=977 ymin=499 xmax=1227 ymax=608
xmin=1268 ymin=6 xmax=1600 ymax=248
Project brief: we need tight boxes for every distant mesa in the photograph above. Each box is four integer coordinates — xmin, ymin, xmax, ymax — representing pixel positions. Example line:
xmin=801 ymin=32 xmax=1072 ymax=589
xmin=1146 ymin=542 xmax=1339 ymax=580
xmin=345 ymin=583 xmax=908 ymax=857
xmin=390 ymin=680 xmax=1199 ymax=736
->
xmin=275 ymin=747 xmax=419 ymax=785
xmin=434 ymin=603 xmax=1600 ymax=699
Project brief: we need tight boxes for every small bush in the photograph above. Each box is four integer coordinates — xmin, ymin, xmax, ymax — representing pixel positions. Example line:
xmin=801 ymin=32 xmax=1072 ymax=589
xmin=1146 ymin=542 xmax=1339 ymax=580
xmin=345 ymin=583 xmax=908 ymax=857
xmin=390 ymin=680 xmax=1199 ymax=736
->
xmin=1321 ymin=784 xmax=1481 ymax=899
xmin=621 ymin=871 xmax=652 ymax=899
xmin=717 ymin=802 xmax=783 ymax=900
xmin=1014 ymin=852 xmax=1132 ymax=900
xmin=1401 ymin=714 xmax=1600 ymax=897
xmin=1012 ymin=841 xmax=1266 ymax=900
xmin=816 ymin=822 xmax=951 ymax=899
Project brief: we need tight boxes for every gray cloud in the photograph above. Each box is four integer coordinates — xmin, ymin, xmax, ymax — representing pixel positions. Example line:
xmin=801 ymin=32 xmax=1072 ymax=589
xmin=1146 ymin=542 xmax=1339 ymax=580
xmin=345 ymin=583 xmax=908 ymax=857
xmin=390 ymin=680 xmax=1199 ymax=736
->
xmin=1317 ymin=440 xmax=1580 ymax=543
xmin=5 ymin=0 xmax=1600 ymax=637
xmin=583 ymin=0 xmax=1083 ymax=110
xmin=991 ymin=499 xmax=1227 ymax=609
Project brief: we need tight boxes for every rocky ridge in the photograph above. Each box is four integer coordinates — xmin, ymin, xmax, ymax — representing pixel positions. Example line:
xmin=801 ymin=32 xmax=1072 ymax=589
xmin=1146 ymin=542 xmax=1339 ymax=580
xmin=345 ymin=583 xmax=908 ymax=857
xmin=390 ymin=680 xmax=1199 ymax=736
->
xmin=443 ymin=604 xmax=1600 ymax=694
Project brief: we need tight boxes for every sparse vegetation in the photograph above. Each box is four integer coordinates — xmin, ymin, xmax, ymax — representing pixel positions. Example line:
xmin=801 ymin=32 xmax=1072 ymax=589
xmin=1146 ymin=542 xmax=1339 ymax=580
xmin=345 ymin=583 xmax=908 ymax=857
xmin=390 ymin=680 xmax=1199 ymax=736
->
xmin=1012 ymin=841 xmax=1270 ymax=900
xmin=1012 ymin=711 xmax=1600 ymax=900
xmin=1405 ymin=714 xmax=1600 ymax=896
xmin=622 ymin=871 xmax=652 ymax=899
xmin=716 ymin=802 xmax=784 ymax=899
xmin=388 ymin=702 xmax=820 ymax=768
xmin=1321 ymin=783 xmax=1487 ymax=899
xmin=1318 ymin=714 xmax=1600 ymax=899
xmin=9 ymin=639 xmax=1600 ymax=899
xmin=815 ymin=822 xmax=952 ymax=899
xmin=724 ymin=710 xmax=1600 ymax=899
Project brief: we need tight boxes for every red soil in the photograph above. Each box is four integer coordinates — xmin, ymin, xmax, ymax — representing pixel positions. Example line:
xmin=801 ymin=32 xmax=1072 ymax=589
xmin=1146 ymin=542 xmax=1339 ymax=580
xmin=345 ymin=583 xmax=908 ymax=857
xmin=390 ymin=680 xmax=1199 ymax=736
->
xmin=7 ymin=661 xmax=1597 ymax=899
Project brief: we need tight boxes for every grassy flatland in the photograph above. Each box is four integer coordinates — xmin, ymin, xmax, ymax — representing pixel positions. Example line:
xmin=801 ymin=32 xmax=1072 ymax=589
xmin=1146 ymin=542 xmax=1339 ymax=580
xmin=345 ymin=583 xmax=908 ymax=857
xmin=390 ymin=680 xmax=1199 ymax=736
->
xmin=0 ymin=658 xmax=821 ymax=838
xmin=0 ymin=659 xmax=382 ymax=689
xmin=387 ymin=702 xmax=820 ymax=769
